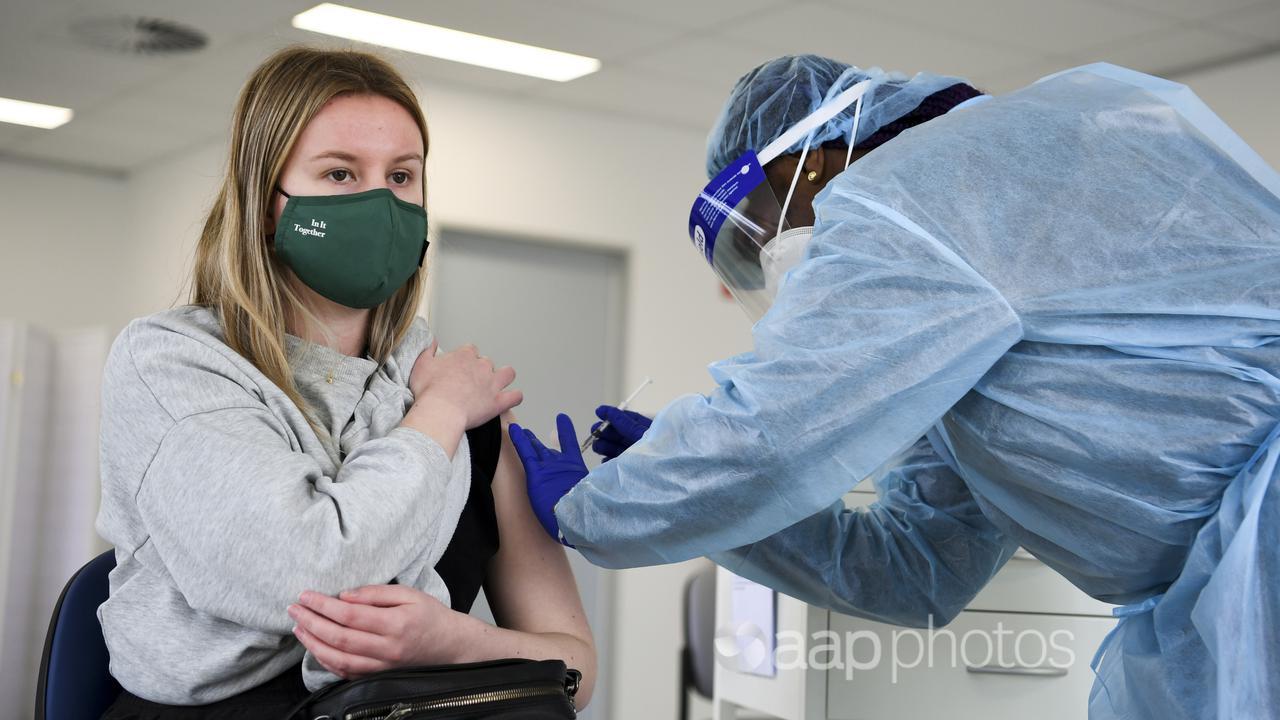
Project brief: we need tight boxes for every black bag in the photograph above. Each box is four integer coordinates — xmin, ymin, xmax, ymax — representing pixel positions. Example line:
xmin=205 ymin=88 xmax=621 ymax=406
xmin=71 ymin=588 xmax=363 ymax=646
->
xmin=282 ymin=659 xmax=581 ymax=720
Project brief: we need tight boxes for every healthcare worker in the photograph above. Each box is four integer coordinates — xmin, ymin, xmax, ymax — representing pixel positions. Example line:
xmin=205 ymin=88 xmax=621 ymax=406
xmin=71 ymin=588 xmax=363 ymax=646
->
xmin=508 ymin=55 xmax=1280 ymax=719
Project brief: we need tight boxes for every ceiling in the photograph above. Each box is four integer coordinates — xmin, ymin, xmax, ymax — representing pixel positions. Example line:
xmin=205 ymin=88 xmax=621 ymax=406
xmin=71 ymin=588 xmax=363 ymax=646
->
xmin=0 ymin=0 xmax=1277 ymax=175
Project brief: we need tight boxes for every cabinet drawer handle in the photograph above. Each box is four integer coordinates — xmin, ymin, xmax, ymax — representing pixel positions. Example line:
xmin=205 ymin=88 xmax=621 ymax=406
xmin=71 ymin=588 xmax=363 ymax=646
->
xmin=965 ymin=663 xmax=1068 ymax=678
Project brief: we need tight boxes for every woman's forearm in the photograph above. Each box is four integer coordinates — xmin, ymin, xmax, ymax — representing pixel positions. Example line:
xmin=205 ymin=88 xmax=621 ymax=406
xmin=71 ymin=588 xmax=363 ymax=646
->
xmin=400 ymin=399 xmax=467 ymax=458
xmin=448 ymin=612 xmax=597 ymax=709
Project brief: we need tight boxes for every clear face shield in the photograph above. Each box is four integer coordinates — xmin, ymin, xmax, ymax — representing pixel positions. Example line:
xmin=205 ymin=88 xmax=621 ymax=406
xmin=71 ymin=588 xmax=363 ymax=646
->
xmin=688 ymin=80 xmax=871 ymax=322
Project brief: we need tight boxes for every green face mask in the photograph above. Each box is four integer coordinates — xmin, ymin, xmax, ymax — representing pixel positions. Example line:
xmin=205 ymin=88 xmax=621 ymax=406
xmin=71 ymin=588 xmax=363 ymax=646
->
xmin=272 ymin=187 xmax=428 ymax=309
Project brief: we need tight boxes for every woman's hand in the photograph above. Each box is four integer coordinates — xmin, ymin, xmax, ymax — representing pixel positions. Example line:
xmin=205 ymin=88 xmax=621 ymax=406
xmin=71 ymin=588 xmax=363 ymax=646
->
xmin=400 ymin=341 xmax=523 ymax=456
xmin=409 ymin=341 xmax=523 ymax=429
xmin=288 ymin=585 xmax=471 ymax=680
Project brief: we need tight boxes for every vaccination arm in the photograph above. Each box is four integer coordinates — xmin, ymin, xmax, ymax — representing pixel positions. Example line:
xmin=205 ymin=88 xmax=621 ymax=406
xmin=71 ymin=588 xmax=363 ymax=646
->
xmin=711 ymin=435 xmax=1017 ymax=627
xmin=553 ymin=187 xmax=1025 ymax=569
xmin=288 ymin=413 xmax=598 ymax=707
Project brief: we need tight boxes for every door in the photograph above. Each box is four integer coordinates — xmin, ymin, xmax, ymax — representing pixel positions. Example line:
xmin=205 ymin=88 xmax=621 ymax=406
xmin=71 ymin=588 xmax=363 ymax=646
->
xmin=429 ymin=229 xmax=626 ymax=719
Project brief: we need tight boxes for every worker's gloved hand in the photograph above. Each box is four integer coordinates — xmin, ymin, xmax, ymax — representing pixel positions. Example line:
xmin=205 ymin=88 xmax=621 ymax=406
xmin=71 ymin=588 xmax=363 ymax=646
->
xmin=590 ymin=405 xmax=652 ymax=461
xmin=508 ymin=414 xmax=586 ymax=547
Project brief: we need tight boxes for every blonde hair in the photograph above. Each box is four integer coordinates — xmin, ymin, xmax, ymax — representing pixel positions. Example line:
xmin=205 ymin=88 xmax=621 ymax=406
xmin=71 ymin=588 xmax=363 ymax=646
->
xmin=191 ymin=45 xmax=429 ymax=427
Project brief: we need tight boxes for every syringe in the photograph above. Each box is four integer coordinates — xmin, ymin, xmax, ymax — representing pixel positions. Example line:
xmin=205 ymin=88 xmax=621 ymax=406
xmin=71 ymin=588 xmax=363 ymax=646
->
xmin=581 ymin=376 xmax=654 ymax=453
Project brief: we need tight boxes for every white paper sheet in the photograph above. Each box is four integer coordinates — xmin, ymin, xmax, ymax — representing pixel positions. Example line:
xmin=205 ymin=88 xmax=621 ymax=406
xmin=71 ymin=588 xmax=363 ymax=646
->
xmin=728 ymin=571 xmax=777 ymax=677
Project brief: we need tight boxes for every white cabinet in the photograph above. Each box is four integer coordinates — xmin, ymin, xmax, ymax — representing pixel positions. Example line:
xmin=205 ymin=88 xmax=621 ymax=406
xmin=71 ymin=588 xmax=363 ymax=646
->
xmin=825 ymin=611 xmax=1113 ymax=720
xmin=968 ymin=549 xmax=1114 ymax=617
xmin=714 ymin=487 xmax=1116 ymax=720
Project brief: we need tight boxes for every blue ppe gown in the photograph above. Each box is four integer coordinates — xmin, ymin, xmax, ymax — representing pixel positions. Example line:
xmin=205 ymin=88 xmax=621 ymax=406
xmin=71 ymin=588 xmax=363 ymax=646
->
xmin=555 ymin=64 xmax=1280 ymax=719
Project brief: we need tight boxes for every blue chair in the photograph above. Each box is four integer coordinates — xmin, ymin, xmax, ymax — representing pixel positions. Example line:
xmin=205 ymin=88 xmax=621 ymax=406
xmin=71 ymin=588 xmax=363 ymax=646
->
xmin=35 ymin=550 xmax=122 ymax=720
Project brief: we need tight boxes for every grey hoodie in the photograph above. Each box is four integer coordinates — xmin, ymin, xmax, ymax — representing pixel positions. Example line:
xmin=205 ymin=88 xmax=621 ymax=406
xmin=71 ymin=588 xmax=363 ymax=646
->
xmin=95 ymin=304 xmax=470 ymax=704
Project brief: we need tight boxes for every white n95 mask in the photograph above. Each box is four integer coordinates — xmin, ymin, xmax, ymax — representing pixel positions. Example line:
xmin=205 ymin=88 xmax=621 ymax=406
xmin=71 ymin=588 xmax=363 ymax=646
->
xmin=761 ymin=226 xmax=814 ymax=301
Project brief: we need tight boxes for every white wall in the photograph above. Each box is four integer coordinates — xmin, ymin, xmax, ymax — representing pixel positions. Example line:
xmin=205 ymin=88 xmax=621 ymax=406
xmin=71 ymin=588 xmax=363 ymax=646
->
xmin=1181 ymin=52 xmax=1280 ymax=167
xmin=126 ymin=143 xmax=226 ymax=322
xmin=0 ymin=162 xmax=136 ymax=331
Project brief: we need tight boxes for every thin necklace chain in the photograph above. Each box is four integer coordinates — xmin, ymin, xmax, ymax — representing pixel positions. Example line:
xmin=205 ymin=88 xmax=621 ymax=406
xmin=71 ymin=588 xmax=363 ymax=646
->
xmin=323 ymin=338 xmax=372 ymax=384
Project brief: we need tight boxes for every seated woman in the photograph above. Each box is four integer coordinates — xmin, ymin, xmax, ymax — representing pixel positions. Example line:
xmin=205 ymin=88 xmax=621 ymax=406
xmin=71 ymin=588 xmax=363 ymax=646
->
xmin=96 ymin=45 xmax=595 ymax=718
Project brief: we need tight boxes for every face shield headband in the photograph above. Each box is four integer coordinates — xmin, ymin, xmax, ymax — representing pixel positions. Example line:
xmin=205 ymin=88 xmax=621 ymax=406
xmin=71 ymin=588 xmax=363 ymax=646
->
xmin=687 ymin=79 xmax=871 ymax=321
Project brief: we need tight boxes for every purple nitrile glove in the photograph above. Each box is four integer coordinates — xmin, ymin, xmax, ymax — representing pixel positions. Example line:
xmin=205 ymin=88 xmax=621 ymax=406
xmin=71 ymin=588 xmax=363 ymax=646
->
xmin=590 ymin=405 xmax=652 ymax=461
xmin=507 ymin=413 xmax=587 ymax=547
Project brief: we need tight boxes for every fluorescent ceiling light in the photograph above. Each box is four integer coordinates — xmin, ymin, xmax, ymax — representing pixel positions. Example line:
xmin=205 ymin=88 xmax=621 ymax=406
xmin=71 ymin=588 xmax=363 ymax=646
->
xmin=292 ymin=3 xmax=601 ymax=82
xmin=0 ymin=97 xmax=73 ymax=129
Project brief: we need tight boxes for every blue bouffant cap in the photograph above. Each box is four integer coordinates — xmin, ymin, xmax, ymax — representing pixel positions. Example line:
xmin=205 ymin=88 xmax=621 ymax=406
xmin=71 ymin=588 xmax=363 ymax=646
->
xmin=705 ymin=54 xmax=979 ymax=178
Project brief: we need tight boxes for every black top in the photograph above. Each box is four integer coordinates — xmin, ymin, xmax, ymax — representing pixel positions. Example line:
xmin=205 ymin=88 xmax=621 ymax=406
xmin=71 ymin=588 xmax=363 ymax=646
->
xmin=99 ymin=418 xmax=505 ymax=719
xmin=435 ymin=415 xmax=503 ymax=613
